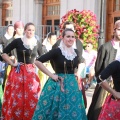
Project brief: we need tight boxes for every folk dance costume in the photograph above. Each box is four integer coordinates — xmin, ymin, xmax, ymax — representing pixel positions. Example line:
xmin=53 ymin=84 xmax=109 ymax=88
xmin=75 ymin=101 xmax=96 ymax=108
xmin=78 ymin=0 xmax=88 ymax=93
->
xmin=97 ymin=60 xmax=120 ymax=120
xmin=2 ymin=37 xmax=42 ymax=120
xmin=87 ymin=40 xmax=120 ymax=120
xmin=32 ymin=41 xmax=87 ymax=120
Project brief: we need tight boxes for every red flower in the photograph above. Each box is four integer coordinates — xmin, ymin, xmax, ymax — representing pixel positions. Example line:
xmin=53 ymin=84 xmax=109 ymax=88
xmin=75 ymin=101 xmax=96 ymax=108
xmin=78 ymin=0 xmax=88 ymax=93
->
xmin=59 ymin=9 xmax=99 ymax=50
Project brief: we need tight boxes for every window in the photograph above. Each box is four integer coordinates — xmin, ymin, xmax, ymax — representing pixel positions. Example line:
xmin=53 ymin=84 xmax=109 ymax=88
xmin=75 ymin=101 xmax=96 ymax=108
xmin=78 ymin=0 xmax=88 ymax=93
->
xmin=46 ymin=20 xmax=52 ymax=33
xmin=47 ymin=5 xmax=60 ymax=15
xmin=10 ymin=21 xmax=12 ymax=24
xmin=5 ymin=21 xmax=8 ymax=26
xmin=6 ymin=9 xmax=13 ymax=17
xmin=54 ymin=20 xmax=60 ymax=35
xmin=114 ymin=0 xmax=120 ymax=11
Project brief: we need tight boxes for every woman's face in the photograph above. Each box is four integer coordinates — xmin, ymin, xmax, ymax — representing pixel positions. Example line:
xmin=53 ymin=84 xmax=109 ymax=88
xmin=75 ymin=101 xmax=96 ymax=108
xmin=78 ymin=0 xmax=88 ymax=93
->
xmin=7 ymin=26 xmax=14 ymax=36
xmin=114 ymin=27 xmax=120 ymax=41
xmin=63 ymin=31 xmax=75 ymax=47
xmin=25 ymin=25 xmax=35 ymax=38
xmin=49 ymin=35 xmax=57 ymax=46
xmin=15 ymin=26 xmax=24 ymax=36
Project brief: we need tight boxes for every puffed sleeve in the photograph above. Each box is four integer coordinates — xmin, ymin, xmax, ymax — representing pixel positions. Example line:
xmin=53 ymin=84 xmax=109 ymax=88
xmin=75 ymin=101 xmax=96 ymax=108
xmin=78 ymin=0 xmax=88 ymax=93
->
xmin=3 ymin=39 xmax=18 ymax=54
xmin=37 ymin=48 xmax=58 ymax=63
xmin=97 ymin=60 xmax=119 ymax=83
xmin=37 ymin=40 xmax=44 ymax=57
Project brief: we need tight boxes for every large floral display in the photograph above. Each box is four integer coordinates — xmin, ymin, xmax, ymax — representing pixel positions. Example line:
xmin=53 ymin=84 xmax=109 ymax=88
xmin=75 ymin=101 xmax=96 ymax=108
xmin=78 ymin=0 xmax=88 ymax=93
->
xmin=59 ymin=9 xmax=99 ymax=49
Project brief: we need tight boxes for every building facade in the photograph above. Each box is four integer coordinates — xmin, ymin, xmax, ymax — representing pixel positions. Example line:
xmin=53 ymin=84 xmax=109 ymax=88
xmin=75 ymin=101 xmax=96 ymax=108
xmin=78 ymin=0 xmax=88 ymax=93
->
xmin=1 ymin=0 xmax=100 ymax=26
xmin=2 ymin=0 xmax=13 ymax=25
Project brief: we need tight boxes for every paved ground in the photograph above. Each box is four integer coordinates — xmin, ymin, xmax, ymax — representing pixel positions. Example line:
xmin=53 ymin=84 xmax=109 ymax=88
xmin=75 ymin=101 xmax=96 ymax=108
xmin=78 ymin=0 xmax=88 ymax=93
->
xmin=85 ymin=87 xmax=95 ymax=113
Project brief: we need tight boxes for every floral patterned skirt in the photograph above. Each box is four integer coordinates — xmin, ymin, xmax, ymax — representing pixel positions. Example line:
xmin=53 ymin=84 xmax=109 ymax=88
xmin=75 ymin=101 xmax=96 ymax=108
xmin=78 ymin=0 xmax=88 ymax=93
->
xmin=32 ymin=74 xmax=87 ymax=120
xmin=98 ymin=94 xmax=120 ymax=120
xmin=2 ymin=64 xmax=41 ymax=120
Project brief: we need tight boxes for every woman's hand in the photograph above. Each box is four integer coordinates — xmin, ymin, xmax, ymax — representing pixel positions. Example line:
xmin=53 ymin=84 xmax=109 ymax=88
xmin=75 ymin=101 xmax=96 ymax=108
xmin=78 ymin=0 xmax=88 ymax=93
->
xmin=76 ymin=72 xmax=80 ymax=81
xmin=100 ymin=81 xmax=120 ymax=100
xmin=74 ymin=72 xmax=82 ymax=90
xmin=51 ymin=74 xmax=58 ymax=81
xmin=113 ymin=91 xmax=120 ymax=100
xmin=12 ymin=62 xmax=18 ymax=67
xmin=9 ymin=55 xmax=17 ymax=63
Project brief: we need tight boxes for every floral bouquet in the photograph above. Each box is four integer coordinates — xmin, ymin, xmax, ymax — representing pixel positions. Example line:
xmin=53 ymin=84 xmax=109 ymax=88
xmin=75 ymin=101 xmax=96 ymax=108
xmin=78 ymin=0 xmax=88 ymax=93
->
xmin=59 ymin=9 xmax=99 ymax=49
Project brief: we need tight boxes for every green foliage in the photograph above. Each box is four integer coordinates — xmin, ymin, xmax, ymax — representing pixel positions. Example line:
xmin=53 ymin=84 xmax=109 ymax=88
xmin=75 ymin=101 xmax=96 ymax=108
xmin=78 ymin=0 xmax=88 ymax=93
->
xmin=60 ymin=9 xmax=99 ymax=49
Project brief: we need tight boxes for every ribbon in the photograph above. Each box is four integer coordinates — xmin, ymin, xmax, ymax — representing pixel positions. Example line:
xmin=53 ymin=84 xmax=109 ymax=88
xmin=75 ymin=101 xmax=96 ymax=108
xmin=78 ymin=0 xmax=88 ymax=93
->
xmin=58 ymin=76 xmax=64 ymax=92
xmin=15 ymin=63 xmax=21 ymax=73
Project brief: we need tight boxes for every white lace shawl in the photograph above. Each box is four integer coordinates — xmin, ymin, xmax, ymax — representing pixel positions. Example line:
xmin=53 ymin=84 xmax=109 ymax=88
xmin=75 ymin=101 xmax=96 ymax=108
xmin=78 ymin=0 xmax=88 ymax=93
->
xmin=22 ymin=35 xmax=37 ymax=50
xmin=58 ymin=40 xmax=77 ymax=60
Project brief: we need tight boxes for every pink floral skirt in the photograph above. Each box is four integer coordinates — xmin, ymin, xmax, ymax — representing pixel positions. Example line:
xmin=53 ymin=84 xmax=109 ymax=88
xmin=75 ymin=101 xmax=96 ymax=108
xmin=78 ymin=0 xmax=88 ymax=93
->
xmin=98 ymin=94 xmax=120 ymax=120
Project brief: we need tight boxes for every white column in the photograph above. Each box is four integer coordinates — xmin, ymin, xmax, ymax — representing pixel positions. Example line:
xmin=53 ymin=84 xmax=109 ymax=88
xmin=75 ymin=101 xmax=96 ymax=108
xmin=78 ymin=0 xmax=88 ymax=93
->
xmin=34 ymin=0 xmax=43 ymax=25
xmin=13 ymin=0 xmax=20 ymax=23
xmin=13 ymin=0 xmax=24 ymax=24
xmin=26 ymin=0 xmax=34 ymax=23
xmin=34 ymin=0 xmax=43 ymax=40
xmin=13 ymin=0 xmax=35 ymax=24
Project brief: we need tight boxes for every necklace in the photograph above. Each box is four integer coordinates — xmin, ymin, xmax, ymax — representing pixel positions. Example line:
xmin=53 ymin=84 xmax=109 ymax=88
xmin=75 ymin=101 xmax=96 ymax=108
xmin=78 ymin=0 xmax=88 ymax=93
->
xmin=23 ymin=50 xmax=26 ymax=64
xmin=29 ymin=49 xmax=33 ymax=59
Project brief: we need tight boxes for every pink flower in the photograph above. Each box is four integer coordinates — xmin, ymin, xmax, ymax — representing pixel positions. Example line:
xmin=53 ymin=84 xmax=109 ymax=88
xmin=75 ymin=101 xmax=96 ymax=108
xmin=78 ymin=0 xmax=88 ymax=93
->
xmin=60 ymin=9 xmax=99 ymax=49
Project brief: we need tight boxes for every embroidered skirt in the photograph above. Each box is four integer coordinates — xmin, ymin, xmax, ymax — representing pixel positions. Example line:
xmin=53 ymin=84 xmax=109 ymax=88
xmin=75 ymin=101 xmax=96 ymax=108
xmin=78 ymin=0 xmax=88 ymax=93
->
xmin=98 ymin=94 xmax=120 ymax=120
xmin=2 ymin=64 xmax=41 ymax=120
xmin=32 ymin=74 xmax=87 ymax=120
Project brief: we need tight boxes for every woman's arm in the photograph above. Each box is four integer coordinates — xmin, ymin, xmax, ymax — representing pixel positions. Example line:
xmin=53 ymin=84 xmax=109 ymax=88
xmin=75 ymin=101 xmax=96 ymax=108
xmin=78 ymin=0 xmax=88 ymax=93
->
xmin=1 ymin=53 xmax=18 ymax=66
xmin=100 ymin=79 xmax=120 ymax=99
xmin=35 ymin=60 xmax=58 ymax=81
xmin=98 ymin=61 xmax=120 ymax=99
xmin=37 ymin=40 xmax=44 ymax=56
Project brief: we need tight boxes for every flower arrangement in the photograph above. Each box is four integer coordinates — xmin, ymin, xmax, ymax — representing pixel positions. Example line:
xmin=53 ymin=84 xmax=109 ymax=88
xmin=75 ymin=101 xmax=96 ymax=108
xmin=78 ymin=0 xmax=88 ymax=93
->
xmin=59 ymin=9 xmax=99 ymax=49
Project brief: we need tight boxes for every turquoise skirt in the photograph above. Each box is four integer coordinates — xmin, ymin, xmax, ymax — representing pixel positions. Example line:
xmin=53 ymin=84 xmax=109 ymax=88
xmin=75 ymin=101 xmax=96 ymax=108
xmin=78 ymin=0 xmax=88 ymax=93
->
xmin=32 ymin=74 xmax=87 ymax=120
